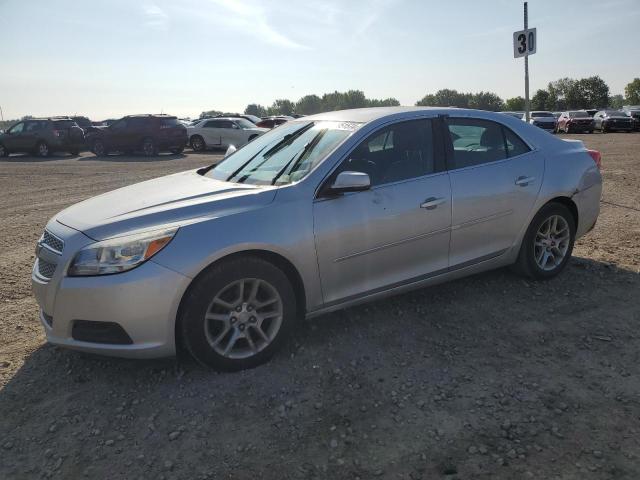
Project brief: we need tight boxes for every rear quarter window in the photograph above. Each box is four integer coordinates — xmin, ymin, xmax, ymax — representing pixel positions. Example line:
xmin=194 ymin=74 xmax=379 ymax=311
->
xmin=159 ymin=118 xmax=180 ymax=127
xmin=52 ymin=120 xmax=76 ymax=129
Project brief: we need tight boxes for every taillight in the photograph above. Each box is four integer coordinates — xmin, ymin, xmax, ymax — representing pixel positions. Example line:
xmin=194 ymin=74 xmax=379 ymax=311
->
xmin=587 ymin=149 xmax=601 ymax=170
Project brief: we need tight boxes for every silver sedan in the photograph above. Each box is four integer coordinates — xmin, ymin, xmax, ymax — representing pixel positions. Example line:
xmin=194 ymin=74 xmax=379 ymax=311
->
xmin=32 ymin=107 xmax=602 ymax=370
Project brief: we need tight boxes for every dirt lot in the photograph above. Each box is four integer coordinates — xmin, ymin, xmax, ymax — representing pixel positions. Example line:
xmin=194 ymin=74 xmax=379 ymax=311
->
xmin=1 ymin=134 xmax=639 ymax=480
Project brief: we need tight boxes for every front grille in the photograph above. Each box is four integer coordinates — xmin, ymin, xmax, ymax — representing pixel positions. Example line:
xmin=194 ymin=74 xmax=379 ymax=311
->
xmin=42 ymin=230 xmax=64 ymax=254
xmin=37 ymin=259 xmax=56 ymax=279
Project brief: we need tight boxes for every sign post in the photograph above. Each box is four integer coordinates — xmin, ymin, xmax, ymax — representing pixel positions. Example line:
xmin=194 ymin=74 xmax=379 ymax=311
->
xmin=513 ymin=2 xmax=536 ymax=122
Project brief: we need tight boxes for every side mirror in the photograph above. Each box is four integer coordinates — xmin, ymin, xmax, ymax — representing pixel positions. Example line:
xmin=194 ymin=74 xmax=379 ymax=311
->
xmin=329 ymin=171 xmax=371 ymax=193
xmin=224 ymin=144 xmax=237 ymax=158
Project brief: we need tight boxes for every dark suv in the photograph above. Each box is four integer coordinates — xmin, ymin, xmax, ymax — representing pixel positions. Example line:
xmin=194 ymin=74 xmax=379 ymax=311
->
xmin=0 ymin=118 xmax=84 ymax=157
xmin=85 ymin=115 xmax=188 ymax=157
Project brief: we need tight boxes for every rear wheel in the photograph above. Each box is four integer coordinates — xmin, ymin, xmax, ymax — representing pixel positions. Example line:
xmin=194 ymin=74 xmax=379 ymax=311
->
xmin=0 ymin=143 xmax=8 ymax=157
xmin=141 ymin=137 xmax=158 ymax=157
xmin=92 ymin=139 xmax=107 ymax=156
xmin=36 ymin=141 xmax=50 ymax=157
xmin=513 ymin=203 xmax=576 ymax=280
xmin=190 ymin=135 xmax=205 ymax=152
xmin=180 ymin=257 xmax=296 ymax=371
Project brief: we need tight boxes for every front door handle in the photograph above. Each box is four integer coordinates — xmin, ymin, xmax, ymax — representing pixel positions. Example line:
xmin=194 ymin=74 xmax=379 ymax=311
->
xmin=515 ymin=176 xmax=535 ymax=187
xmin=420 ymin=197 xmax=446 ymax=210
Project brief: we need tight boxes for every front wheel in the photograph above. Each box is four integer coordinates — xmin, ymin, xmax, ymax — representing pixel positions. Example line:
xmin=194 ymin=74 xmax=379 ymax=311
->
xmin=142 ymin=138 xmax=158 ymax=157
xmin=190 ymin=135 xmax=205 ymax=152
xmin=0 ymin=143 xmax=8 ymax=157
xmin=180 ymin=257 xmax=297 ymax=371
xmin=92 ymin=139 xmax=107 ymax=156
xmin=513 ymin=203 xmax=576 ymax=280
xmin=35 ymin=141 xmax=50 ymax=158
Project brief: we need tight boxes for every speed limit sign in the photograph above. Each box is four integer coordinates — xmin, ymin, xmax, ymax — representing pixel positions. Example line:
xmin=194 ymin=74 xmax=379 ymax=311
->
xmin=513 ymin=28 xmax=536 ymax=58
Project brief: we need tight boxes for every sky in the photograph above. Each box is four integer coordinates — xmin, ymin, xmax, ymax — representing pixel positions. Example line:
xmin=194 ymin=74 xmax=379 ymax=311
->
xmin=0 ymin=0 xmax=638 ymax=120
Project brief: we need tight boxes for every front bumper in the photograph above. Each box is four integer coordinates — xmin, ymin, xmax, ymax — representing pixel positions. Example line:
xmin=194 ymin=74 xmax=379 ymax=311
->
xmin=32 ymin=221 xmax=191 ymax=358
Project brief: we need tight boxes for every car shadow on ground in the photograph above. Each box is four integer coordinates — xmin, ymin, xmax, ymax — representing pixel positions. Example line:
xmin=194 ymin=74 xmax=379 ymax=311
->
xmin=1 ymin=256 xmax=636 ymax=391
xmin=1 ymin=257 xmax=638 ymax=478
xmin=1 ymin=152 xmax=83 ymax=163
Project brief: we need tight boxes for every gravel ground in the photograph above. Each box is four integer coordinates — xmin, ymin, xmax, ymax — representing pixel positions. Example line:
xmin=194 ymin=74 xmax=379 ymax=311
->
xmin=1 ymin=134 xmax=639 ymax=480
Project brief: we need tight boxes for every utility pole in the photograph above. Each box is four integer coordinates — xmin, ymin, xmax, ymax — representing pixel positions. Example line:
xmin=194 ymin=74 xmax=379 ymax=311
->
xmin=0 ymin=105 xmax=4 ymax=122
xmin=524 ymin=2 xmax=530 ymax=122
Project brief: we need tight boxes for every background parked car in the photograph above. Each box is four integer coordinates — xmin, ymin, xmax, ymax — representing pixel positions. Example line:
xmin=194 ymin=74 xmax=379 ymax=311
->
xmin=584 ymin=109 xmax=598 ymax=117
xmin=522 ymin=111 xmax=557 ymax=132
xmin=85 ymin=114 xmax=187 ymax=156
xmin=0 ymin=117 xmax=84 ymax=157
xmin=593 ymin=110 xmax=634 ymax=133
xmin=556 ymin=111 xmax=594 ymax=133
xmin=256 ymin=116 xmax=293 ymax=129
xmin=622 ymin=106 xmax=640 ymax=131
xmin=212 ymin=113 xmax=262 ymax=124
xmin=71 ymin=116 xmax=98 ymax=133
xmin=187 ymin=117 xmax=267 ymax=152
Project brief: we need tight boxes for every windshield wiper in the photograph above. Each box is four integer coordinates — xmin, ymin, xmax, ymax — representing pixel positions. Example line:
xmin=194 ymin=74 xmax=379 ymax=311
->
xmin=225 ymin=123 xmax=315 ymax=183
xmin=271 ymin=130 xmax=326 ymax=185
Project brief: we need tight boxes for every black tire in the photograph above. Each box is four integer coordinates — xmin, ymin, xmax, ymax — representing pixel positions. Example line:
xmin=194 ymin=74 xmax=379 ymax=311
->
xmin=170 ymin=146 xmax=184 ymax=154
xmin=190 ymin=135 xmax=205 ymax=152
xmin=601 ymin=124 xmax=607 ymax=133
xmin=141 ymin=137 xmax=158 ymax=157
xmin=0 ymin=143 xmax=8 ymax=157
xmin=92 ymin=139 xmax=107 ymax=157
xmin=565 ymin=124 xmax=572 ymax=134
xmin=35 ymin=141 xmax=50 ymax=158
xmin=588 ymin=130 xmax=594 ymax=134
xmin=180 ymin=256 xmax=297 ymax=371
xmin=69 ymin=149 xmax=79 ymax=156
xmin=512 ymin=203 xmax=576 ymax=280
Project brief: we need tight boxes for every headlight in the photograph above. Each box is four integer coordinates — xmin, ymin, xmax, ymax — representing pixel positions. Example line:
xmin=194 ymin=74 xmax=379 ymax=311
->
xmin=68 ymin=228 xmax=177 ymax=276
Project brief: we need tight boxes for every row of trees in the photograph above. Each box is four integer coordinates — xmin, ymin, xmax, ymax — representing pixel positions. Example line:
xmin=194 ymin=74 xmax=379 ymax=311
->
xmin=201 ymin=77 xmax=638 ymax=118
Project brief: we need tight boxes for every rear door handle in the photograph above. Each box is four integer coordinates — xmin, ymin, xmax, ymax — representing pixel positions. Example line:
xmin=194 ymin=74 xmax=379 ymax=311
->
xmin=420 ymin=197 xmax=446 ymax=210
xmin=515 ymin=176 xmax=535 ymax=187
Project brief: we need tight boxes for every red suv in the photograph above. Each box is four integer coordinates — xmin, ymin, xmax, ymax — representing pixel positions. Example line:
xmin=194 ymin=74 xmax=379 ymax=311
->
xmin=556 ymin=111 xmax=595 ymax=134
xmin=86 ymin=115 xmax=188 ymax=157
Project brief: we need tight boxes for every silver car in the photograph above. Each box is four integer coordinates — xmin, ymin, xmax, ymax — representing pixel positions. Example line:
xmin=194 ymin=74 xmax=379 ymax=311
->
xmin=32 ymin=107 xmax=602 ymax=370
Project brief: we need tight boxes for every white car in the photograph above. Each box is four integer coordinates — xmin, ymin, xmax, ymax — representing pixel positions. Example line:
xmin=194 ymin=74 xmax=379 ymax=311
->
xmin=522 ymin=111 xmax=557 ymax=132
xmin=187 ymin=117 xmax=268 ymax=152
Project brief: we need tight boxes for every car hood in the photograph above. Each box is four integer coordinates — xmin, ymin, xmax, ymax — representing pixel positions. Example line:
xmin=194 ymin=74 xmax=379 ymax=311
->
xmin=55 ymin=169 xmax=277 ymax=240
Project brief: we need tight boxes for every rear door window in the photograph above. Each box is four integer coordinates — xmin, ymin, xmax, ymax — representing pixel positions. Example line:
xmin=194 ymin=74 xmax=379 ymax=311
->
xmin=446 ymin=118 xmax=530 ymax=169
xmin=52 ymin=120 xmax=75 ymax=129
xmin=159 ymin=118 xmax=180 ymax=128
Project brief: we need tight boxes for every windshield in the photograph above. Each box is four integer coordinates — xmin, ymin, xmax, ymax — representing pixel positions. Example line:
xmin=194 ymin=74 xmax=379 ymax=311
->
xmin=206 ymin=121 xmax=360 ymax=185
xmin=234 ymin=118 xmax=256 ymax=129
xmin=569 ymin=111 xmax=589 ymax=117
xmin=531 ymin=112 xmax=554 ymax=117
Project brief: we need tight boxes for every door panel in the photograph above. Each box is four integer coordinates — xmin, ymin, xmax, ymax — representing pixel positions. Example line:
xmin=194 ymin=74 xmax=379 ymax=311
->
xmin=314 ymin=174 xmax=451 ymax=304
xmin=448 ymin=152 xmax=544 ymax=266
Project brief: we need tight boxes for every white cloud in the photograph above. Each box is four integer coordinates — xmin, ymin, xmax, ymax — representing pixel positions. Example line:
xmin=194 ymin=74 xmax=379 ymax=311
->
xmin=205 ymin=0 xmax=308 ymax=49
xmin=142 ymin=2 xmax=169 ymax=29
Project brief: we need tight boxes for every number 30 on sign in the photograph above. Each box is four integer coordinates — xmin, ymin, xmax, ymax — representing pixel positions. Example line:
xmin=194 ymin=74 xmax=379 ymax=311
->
xmin=513 ymin=28 xmax=536 ymax=58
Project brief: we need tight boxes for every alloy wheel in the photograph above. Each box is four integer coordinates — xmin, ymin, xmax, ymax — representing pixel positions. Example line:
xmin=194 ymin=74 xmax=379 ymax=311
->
xmin=143 ymin=139 xmax=155 ymax=156
xmin=204 ymin=278 xmax=283 ymax=359
xmin=534 ymin=215 xmax=570 ymax=271
xmin=38 ymin=143 xmax=49 ymax=157
xmin=191 ymin=136 xmax=204 ymax=151
xmin=93 ymin=140 xmax=105 ymax=156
